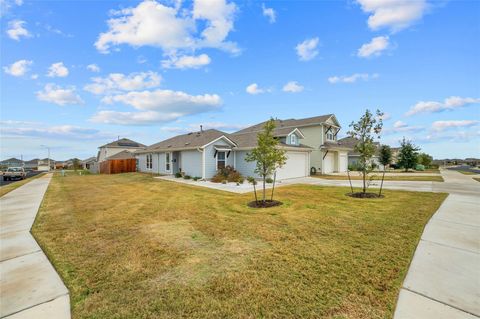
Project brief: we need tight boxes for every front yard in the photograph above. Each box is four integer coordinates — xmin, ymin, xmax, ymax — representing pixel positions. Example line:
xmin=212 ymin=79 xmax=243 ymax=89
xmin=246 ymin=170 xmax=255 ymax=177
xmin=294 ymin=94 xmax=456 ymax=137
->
xmin=32 ymin=173 xmax=446 ymax=319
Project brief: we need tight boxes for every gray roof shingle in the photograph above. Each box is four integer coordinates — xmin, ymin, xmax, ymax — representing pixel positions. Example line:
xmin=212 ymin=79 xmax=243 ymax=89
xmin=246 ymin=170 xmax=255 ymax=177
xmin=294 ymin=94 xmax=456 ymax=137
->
xmin=99 ymin=138 xmax=146 ymax=148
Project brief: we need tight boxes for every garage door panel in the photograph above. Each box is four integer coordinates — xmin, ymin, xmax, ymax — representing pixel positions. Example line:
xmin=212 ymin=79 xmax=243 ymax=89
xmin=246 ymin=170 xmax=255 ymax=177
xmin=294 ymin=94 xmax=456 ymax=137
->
xmin=324 ymin=153 xmax=334 ymax=173
xmin=276 ymin=152 xmax=307 ymax=180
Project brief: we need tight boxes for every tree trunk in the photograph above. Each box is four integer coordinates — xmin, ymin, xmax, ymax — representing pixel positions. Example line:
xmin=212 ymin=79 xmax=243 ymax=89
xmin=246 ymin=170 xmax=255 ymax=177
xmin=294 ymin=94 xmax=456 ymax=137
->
xmin=347 ymin=170 xmax=353 ymax=194
xmin=262 ymin=176 xmax=266 ymax=204
xmin=253 ymin=181 xmax=258 ymax=203
xmin=271 ymin=171 xmax=276 ymax=201
xmin=362 ymin=168 xmax=366 ymax=193
xmin=379 ymin=169 xmax=386 ymax=196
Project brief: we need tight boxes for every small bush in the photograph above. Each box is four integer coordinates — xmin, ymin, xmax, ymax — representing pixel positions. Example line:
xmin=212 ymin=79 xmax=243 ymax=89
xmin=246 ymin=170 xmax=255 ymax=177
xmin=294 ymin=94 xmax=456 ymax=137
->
xmin=175 ymin=172 xmax=182 ymax=178
xmin=192 ymin=176 xmax=201 ymax=181
xmin=238 ymin=177 xmax=245 ymax=184
xmin=221 ymin=180 xmax=227 ymax=184
xmin=266 ymin=177 xmax=273 ymax=184
xmin=415 ymin=164 xmax=425 ymax=171
xmin=183 ymin=175 xmax=191 ymax=180
xmin=211 ymin=165 xmax=243 ymax=183
xmin=247 ymin=176 xmax=257 ymax=185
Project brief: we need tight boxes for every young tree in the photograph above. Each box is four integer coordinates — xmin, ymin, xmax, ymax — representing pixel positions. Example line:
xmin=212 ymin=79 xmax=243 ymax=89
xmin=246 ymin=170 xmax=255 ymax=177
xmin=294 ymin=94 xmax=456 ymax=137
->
xmin=417 ymin=152 xmax=433 ymax=168
xmin=398 ymin=138 xmax=420 ymax=172
xmin=245 ymin=119 xmax=287 ymax=205
xmin=378 ymin=145 xmax=392 ymax=196
xmin=347 ymin=109 xmax=383 ymax=194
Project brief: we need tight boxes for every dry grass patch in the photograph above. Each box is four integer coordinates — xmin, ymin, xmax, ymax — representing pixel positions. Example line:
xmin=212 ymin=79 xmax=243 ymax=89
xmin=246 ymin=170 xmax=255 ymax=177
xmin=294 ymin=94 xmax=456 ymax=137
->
xmin=32 ymin=173 xmax=446 ymax=319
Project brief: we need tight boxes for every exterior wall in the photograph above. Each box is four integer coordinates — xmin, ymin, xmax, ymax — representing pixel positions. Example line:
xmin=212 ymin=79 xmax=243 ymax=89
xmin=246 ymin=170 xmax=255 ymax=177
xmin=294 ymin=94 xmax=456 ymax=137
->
xmin=137 ymin=152 xmax=166 ymax=174
xmin=203 ymin=138 xmax=234 ymax=179
xmin=234 ymin=150 xmax=261 ymax=179
xmin=297 ymin=125 xmax=323 ymax=170
xmin=180 ymin=150 xmax=202 ymax=177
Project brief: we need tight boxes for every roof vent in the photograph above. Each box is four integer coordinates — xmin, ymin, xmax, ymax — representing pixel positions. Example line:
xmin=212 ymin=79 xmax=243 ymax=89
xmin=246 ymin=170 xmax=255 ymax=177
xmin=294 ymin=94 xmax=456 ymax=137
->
xmin=185 ymin=142 xmax=190 ymax=145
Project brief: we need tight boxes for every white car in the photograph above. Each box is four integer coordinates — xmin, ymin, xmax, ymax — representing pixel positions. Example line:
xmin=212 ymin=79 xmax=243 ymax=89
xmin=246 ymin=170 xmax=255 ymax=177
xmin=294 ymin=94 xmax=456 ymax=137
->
xmin=3 ymin=167 xmax=27 ymax=181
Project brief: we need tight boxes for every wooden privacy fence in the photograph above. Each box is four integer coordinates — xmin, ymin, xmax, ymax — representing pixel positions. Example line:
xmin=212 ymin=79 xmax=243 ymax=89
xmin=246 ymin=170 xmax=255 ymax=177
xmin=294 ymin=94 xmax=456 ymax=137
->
xmin=99 ymin=159 xmax=137 ymax=174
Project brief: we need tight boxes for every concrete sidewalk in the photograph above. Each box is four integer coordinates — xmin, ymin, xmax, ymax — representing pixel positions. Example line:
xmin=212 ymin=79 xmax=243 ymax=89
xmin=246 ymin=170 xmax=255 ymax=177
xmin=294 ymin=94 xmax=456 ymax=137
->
xmin=393 ymin=170 xmax=480 ymax=319
xmin=0 ymin=174 xmax=70 ymax=319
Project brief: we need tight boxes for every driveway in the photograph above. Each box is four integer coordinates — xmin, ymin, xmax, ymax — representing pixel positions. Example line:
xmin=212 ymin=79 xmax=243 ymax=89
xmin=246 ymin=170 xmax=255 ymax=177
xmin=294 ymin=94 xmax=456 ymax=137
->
xmin=0 ymin=174 xmax=70 ymax=319
xmin=447 ymin=165 xmax=480 ymax=174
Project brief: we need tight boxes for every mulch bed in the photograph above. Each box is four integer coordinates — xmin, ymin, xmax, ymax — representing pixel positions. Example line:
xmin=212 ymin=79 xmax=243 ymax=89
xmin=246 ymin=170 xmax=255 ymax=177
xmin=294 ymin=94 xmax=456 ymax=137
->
xmin=248 ymin=200 xmax=283 ymax=208
xmin=347 ymin=192 xmax=384 ymax=199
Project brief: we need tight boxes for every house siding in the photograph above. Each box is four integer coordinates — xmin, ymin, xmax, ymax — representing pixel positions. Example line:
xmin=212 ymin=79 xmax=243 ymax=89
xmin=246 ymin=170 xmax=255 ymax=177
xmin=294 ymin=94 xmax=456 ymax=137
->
xmin=98 ymin=147 xmax=142 ymax=162
xmin=234 ymin=151 xmax=261 ymax=179
xmin=203 ymin=138 xmax=235 ymax=179
xmin=180 ymin=150 xmax=202 ymax=177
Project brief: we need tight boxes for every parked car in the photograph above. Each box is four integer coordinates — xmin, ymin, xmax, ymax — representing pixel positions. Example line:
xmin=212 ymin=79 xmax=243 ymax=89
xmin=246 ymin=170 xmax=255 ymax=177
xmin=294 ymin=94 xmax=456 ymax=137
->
xmin=3 ymin=167 xmax=27 ymax=181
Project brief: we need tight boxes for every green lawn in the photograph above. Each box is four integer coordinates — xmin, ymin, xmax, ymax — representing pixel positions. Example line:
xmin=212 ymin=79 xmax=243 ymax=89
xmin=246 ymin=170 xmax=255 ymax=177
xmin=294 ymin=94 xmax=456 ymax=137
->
xmin=458 ymin=170 xmax=478 ymax=175
xmin=0 ymin=172 xmax=46 ymax=197
xmin=314 ymin=174 xmax=444 ymax=182
xmin=32 ymin=173 xmax=446 ymax=319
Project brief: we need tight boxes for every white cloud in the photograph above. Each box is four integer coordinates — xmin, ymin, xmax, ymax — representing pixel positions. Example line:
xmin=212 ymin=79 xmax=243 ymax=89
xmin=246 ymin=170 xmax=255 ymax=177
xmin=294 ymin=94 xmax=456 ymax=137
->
xmin=84 ymin=71 xmax=161 ymax=95
xmin=3 ymin=59 xmax=32 ymax=76
xmin=6 ymin=20 xmax=31 ymax=41
xmin=356 ymin=0 xmax=428 ymax=32
xmin=295 ymin=37 xmax=319 ymax=61
xmin=432 ymin=120 xmax=479 ymax=131
xmin=87 ymin=64 xmax=100 ymax=72
xmin=282 ymin=81 xmax=304 ymax=93
xmin=31 ymin=74 xmax=39 ymax=80
xmin=328 ymin=73 xmax=379 ymax=84
xmin=262 ymin=3 xmax=276 ymax=23
xmin=101 ymin=89 xmax=221 ymax=111
xmin=47 ymin=62 xmax=69 ymax=77
xmin=95 ymin=0 xmax=238 ymax=55
xmin=406 ymin=96 xmax=480 ymax=116
xmin=378 ymin=112 xmax=391 ymax=121
xmin=393 ymin=120 xmax=407 ymax=128
xmin=383 ymin=120 xmax=424 ymax=135
xmin=161 ymin=53 xmax=211 ymax=69
xmin=357 ymin=36 xmax=390 ymax=58
xmin=246 ymin=83 xmax=266 ymax=95
xmin=92 ymin=88 xmax=222 ymax=125
xmin=36 ymin=84 xmax=84 ymax=106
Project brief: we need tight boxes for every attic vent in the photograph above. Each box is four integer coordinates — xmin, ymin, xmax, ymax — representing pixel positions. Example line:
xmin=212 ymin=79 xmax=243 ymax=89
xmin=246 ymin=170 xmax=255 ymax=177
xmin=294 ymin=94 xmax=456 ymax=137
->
xmin=185 ymin=142 xmax=190 ymax=146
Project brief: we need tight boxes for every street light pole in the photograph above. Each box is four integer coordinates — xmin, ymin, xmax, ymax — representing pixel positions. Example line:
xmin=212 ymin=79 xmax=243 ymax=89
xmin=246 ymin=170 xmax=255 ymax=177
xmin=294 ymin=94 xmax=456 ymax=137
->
xmin=41 ymin=145 xmax=51 ymax=171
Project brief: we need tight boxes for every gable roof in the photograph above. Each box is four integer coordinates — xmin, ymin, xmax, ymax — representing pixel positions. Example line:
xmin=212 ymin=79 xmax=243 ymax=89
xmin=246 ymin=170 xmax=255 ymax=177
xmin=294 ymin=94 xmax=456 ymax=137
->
xmin=106 ymin=150 xmax=136 ymax=160
xmin=230 ymin=131 xmax=311 ymax=150
xmin=0 ymin=157 xmax=22 ymax=164
xmin=138 ymin=129 xmax=235 ymax=153
xmin=337 ymin=136 xmax=381 ymax=155
xmin=234 ymin=114 xmax=335 ymax=135
xmin=99 ymin=138 xmax=146 ymax=149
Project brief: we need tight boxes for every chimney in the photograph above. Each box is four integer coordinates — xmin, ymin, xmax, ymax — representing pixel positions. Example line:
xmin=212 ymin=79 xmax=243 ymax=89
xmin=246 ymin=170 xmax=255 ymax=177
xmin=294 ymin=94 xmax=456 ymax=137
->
xmin=200 ymin=125 xmax=203 ymax=133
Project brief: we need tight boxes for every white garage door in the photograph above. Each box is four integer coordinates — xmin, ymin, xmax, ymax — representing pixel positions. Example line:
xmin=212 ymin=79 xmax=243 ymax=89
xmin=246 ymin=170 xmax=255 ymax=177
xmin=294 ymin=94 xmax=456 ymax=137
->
xmin=276 ymin=152 xmax=308 ymax=180
xmin=339 ymin=153 xmax=348 ymax=172
xmin=323 ymin=152 xmax=335 ymax=174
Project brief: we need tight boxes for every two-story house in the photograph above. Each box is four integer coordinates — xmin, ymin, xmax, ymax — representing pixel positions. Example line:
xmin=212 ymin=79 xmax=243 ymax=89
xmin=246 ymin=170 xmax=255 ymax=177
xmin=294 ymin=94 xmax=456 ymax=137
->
xmin=97 ymin=138 xmax=146 ymax=163
xmin=135 ymin=114 xmax=350 ymax=180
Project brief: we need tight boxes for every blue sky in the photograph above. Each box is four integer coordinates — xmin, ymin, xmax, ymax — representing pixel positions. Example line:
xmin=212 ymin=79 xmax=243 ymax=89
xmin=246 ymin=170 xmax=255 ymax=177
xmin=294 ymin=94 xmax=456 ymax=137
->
xmin=1 ymin=0 xmax=479 ymax=160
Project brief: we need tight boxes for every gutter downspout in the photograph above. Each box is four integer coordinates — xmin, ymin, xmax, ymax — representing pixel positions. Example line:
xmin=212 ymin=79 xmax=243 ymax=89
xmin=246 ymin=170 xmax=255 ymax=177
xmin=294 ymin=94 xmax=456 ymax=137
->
xmin=197 ymin=147 xmax=205 ymax=179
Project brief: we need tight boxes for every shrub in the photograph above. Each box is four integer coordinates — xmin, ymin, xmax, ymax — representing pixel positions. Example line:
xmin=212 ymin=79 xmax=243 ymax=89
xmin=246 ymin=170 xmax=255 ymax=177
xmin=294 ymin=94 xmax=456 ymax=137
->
xmin=221 ymin=180 xmax=227 ymax=184
xmin=183 ymin=175 xmax=191 ymax=180
xmin=175 ymin=172 xmax=182 ymax=178
xmin=192 ymin=176 xmax=201 ymax=181
xmin=415 ymin=164 xmax=425 ymax=171
xmin=211 ymin=165 xmax=243 ymax=183
xmin=266 ymin=177 xmax=273 ymax=184
xmin=238 ymin=177 xmax=245 ymax=184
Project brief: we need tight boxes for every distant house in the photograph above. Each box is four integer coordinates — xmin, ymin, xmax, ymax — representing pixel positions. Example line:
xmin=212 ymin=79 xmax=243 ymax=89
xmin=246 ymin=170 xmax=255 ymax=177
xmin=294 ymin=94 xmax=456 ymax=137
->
xmin=81 ymin=157 xmax=97 ymax=170
xmin=136 ymin=114 xmax=350 ymax=180
xmin=37 ymin=158 xmax=55 ymax=171
xmin=0 ymin=158 xmax=23 ymax=169
xmin=97 ymin=138 xmax=146 ymax=163
xmin=337 ymin=137 xmax=385 ymax=170
xmin=24 ymin=158 xmax=39 ymax=170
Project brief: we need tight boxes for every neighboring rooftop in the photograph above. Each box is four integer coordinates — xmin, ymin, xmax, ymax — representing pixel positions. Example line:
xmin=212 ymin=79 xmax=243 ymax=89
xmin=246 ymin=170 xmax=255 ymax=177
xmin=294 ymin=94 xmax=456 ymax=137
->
xmin=234 ymin=114 xmax=335 ymax=135
xmin=106 ymin=150 xmax=136 ymax=160
xmin=99 ymin=138 xmax=146 ymax=149
xmin=140 ymin=129 xmax=231 ymax=153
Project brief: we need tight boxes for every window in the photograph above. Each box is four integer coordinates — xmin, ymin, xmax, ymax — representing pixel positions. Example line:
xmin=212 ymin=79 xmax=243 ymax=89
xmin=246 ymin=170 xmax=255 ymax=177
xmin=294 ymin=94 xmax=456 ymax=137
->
xmin=290 ymin=134 xmax=297 ymax=145
xmin=326 ymin=129 xmax=336 ymax=141
xmin=217 ymin=151 xmax=226 ymax=170
xmin=146 ymin=154 xmax=152 ymax=170
xmin=165 ymin=152 xmax=171 ymax=172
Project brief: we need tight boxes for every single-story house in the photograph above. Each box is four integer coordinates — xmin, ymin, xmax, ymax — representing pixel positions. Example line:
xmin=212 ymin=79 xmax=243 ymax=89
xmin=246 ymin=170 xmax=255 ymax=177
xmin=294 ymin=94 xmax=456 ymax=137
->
xmin=337 ymin=137 xmax=386 ymax=170
xmin=81 ymin=157 xmax=97 ymax=170
xmin=136 ymin=114 xmax=350 ymax=180
xmin=37 ymin=158 xmax=55 ymax=171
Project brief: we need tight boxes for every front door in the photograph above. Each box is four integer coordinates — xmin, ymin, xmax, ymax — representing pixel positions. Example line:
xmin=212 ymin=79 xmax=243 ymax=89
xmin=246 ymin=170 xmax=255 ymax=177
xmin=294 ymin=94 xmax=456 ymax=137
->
xmin=165 ymin=152 xmax=171 ymax=173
